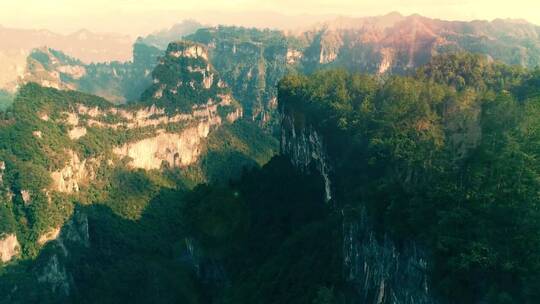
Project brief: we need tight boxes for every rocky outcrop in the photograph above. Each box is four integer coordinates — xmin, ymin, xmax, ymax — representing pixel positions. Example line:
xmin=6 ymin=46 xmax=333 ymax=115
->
xmin=37 ymin=254 xmax=71 ymax=296
xmin=51 ymin=150 xmax=90 ymax=193
xmin=343 ymin=209 xmax=436 ymax=304
xmin=16 ymin=42 xmax=161 ymax=104
xmin=142 ymin=40 xmax=230 ymax=110
xmin=68 ymin=126 xmax=87 ymax=140
xmin=286 ymin=49 xmax=303 ymax=64
xmin=280 ymin=114 xmax=332 ymax=202
xmin=0 ymin=161 xmax=5 ymax=184
xmin=38 ymin=227 xmax=61 ymax=245
xmin=280 ymin=107 xmax=437 ymax=303
xmin=0 ymin=233 xmax=20 ymax=263
xmin=114 ymin=123 xmax=213 ymax=170
xmin=297 ymin=13 xmax=540 ymax=75
xmin=37 ymin=210 xmax=89 ymax=297
xmin=185 ymin=28 xmax=289 ymax=124
xmin=21 ymin=190 xmax=31 ymax=204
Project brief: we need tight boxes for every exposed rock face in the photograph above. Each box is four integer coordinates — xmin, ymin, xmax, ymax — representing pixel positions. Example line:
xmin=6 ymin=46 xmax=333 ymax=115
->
xmin=21 ymin=190 xmax=31 ymax=204
xmin=185 ymin=28 xmax=289 ymax=124
xmin=297 ymin=13 xmax=540 ymax=74
xmin=114 ymin=123 xmax=213 ymax=170
xmin=37 ymin=210 xmax=90 ymax=297
xmin=17 ymin=43 xmax=161 ymax=103
xmin=182 ymin=237 xmax=228 ymax=287
xmin=280 ymin=107 xmax=437 ymax=303
xmin=113 ymin=95 xmax=242 ymax=170
xmin=69 ymin=103 xmax=194 ymax=129
xmin=38 ymin=227 xmax=61 ymax=245
xmin=343 ymin=209 xmax=436 ymax=304
xmin=280 ymin=114 xmax=332 ymax=202
xmin=37 ymin=254 xmax=71 ymax=296
xmin=0 ymin=234 xmax=20 ymax=263
xmin=170 ymin=44 xmax=208 ymax=60
xmin=226 ymin=107 xmax=243 ymax=123
xmin=0 ymin=26 xmax=133 ymax=93
xmin=0 ymin=161 xmax=5 ymax=184
xmin=378 ymin=48 xmax=395 ymax=74
xmin=51 ymin=150 xmax=90 ymax=193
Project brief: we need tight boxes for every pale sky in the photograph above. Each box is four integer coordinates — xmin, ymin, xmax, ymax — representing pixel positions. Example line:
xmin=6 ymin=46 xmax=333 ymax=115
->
xmin=1 ymin=0 xmax=540 ymax=37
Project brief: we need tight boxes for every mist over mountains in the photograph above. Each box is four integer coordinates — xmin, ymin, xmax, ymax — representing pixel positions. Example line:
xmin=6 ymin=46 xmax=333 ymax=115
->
xmin=2 ymin=10 xmax=540 ymax=304
xmin=5 ymin=12 xmax=540 ymax=114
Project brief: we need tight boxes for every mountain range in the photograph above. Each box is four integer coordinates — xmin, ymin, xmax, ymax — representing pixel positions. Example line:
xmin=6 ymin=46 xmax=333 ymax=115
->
xmin=0 ymin=25 xmax=135 ymax=94
xmin=5 ymin=12 xmax=540 ymax=118
xmin=1 ymin=12 xmax=540 ymax=304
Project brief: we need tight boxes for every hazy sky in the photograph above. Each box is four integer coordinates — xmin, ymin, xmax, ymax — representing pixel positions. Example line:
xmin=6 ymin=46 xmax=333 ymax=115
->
xmin=2 ymin=0 xmax=540 ymax=36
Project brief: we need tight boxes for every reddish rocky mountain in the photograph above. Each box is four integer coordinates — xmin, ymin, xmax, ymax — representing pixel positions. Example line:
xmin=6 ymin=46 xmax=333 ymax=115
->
xmin=295 ymin=12 xmax=540 ymax=74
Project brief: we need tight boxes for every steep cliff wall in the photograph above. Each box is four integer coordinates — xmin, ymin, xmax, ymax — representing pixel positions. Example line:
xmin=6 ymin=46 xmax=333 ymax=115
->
xmin=280 ymin=106 xmax=438 ymax=304
xmin=114 ymin=122 xmax=213 ymax=170
xmin=296 ymin=13 xmax=540 ymax=75
xmin=0 ymin=40 xmax=243 ymax=272
xmin=280 ymin=114 xmax=332 ymax=202
xmin=0 ymin=234 xmax=19 ymax=263
xmin=40 ymin=41 xmax=242 ymax=194
xmin=17 ymin=43 xmax=161 ymax=104
xmin=185 ymin=28 xmax=291 ymax=125
xmin=343 ymin=209 xmax=435 ymax=304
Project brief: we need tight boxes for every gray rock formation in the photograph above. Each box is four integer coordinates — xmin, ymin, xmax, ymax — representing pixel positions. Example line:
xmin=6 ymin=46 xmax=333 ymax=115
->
xmin=280 ymin=108 xmax=438 ymax=304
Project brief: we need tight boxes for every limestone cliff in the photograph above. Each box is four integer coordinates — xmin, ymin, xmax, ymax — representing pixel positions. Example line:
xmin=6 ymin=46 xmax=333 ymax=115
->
xmin=280 ymin=103 xmax=438 ymax=304
xmin=343 ymin=209 xmax=436 ymax=304
xmin=113 ymin=122 xmax=213 ymax=170
xmin=36 ymin=210 xmax=89 ymax=298
xmin=51 ymin=150 xmax=91 ymax=193
xmin=296 ymin=13 xmax=540 ymax=75
xmin=179 ymin=17 xmax=540 ymax=127
xmin=49 ymin=96 xmax=240 ymax=193
xmin=18 ymin=42 xmax=161 ymax=104
xmin=40 ymin=42 xmax=242 ymax=194
xmin=184 ymin=27 xmax=290 ymax=125
xmin=0 ymin=234 xmax=19 ymax=263
xmin=141 ymin=40 xmax=235 ymax=111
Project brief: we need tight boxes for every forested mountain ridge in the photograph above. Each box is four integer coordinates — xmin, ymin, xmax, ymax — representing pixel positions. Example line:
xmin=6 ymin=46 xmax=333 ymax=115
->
xmin=13 ymin=14 xmax=540 ymax=124
xmin=294 ymin=12 xmax=540 ymax=73
xmin=142 ymin=14 xmax=540 ymax=125
xmin=274 ymin=53 xmax=540 ymax=303
xmin=15 ymin=42 xmax=162 ymax=104
xmin=0 ymin=41 xmax=277 ymax=301
xmin=0 ymin=25 xmax=134 ymax=95
xmin=1 ymin=48 xmax=540 ymax=303
xmin=2 ymin=13 xmax=540 ymax=304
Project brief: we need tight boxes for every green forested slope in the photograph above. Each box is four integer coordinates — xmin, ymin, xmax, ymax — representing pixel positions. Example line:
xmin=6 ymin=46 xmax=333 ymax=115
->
xmin=273 ymin=53 xmax=540 ymax=303
xmin=2 ymin=53 xmax=540 ymax=304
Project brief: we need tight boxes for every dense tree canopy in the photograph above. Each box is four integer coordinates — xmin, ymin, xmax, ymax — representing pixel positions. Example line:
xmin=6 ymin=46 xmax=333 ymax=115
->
xmin=2 ymin=53 xmax=540 ymax=304
xmin=276 ymin=53 xmax=540 ymax=303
